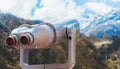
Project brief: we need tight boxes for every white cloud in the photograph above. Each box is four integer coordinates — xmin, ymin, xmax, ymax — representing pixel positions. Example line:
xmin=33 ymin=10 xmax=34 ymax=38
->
xmin=0 ymin=0 xmax=84 ymax=20
xmin=85 ymin=2 xmax=112 ymax=15
xmin=33 ymin=0 xmax=84 ymax=21
xmin=110 ymin=0 xmax=120 ymax=2
xmin=0 ymin=0 xmax=115 ymax=20
xmin=0 ymin=0 xmax=36 ymax=19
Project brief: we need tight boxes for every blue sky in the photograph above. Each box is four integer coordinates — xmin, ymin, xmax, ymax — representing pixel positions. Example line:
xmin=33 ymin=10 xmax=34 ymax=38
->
xmin=74 ymin=0 xmax=89 ymax=5
xmin=0 ymin=0 xmax=120 ymax=20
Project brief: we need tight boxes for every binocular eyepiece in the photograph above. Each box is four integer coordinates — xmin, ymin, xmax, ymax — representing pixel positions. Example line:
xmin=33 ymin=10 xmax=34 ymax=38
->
xmin=20 ymin=35 xmax=30 ymax=45
xmin=6 ymin=36 xmax=17 ymax=46
xmin=6 ymin=33 xmax=33 ymax=47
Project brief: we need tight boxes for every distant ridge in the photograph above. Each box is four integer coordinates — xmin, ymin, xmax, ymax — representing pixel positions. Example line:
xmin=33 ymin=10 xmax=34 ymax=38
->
xmin=80 ymin=9 xmax=120 ymax=39
xmin=0 ymin=22 xmax=10 ymax=32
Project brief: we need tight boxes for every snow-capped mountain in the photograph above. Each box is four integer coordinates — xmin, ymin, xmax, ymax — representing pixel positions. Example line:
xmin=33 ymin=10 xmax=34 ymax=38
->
xmin=80 ymin=9 xmax=120 ymax=39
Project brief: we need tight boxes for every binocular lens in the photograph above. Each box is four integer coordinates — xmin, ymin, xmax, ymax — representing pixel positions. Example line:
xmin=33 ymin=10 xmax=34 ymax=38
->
xmin=6 ymin=37 xmax=16 ymax=46
xmin=20 ymin=35 xmax=30 ymax=45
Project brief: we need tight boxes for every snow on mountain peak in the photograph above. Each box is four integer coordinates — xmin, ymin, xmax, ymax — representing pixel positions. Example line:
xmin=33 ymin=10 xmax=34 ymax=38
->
xmin=80 ymin=9 xmax=120 ymax=39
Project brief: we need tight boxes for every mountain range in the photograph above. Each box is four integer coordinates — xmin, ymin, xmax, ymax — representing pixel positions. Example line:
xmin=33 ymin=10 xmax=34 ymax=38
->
xmin=80 ymin=9 xmax=120 ymax=39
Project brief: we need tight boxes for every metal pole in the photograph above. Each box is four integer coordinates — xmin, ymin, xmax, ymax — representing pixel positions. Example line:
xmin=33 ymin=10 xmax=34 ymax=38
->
xmin=118 ymin=62 xmax=120 ymax=69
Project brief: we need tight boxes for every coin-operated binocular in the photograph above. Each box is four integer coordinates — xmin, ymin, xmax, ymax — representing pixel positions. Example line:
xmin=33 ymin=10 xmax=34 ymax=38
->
xmin=6 ymin=19 xmax=80 ymax=69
